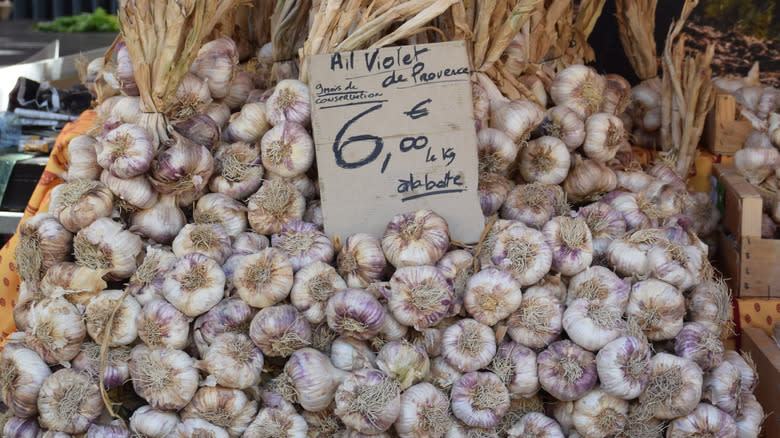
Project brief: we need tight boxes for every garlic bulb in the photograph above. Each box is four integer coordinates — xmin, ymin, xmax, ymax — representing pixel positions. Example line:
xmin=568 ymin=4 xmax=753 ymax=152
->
xmin=304 ymin=200 xmax=324 ymax=229
xmin=441 ymin=318 xmax=496 ymax=373
xmin=687 ymin=279 xmax=731 ymax=337
xmin=492 ymin=224 xmax=552 ymax=286
xmin=205 ymin=102 xmax=231 ymax=129
xmin=127 ymin=246 xmax=176 ymax=305
xmin=334 ymin=369 xmax=401 ymax=434
xmin=49 ymin=180 xmax=114 ymax=233
xmin=562 ymin=156 xmax=617 ymax=203
xmin=609 ymin=193 xmax=657 ymax=230
xmin=193 ymin=193 xmax=247 ymax=238
xmin=550 ymin=65 xmax=606 ymax=118
xmin=501 ymin=183 xmax=557 ymax=229
xmin=552 ymin=401 xmax=575 ymax=435
xmin=149 ymin=134 xmax=214 ymax=207
xmin=388 ymin=266 xmax=453 ymax=330
xmin=250 ymin=304 xmax=312 ymax=357
xmin=101 ymin=170 xmax=158 ymax=211
xmin=331 ymin=336 xmax=376 ymax=371
xmin=326 ymin=288 xmax=386 ymax=340
xmin=291 ymin=261 xmax=347 ymax=324
xmin=86 ymin=422 xmax=130 ymax=438
xmin=627 ymin=279 xmax=685 ymax=341
xmin=266 ymin=79 xmax=311 ymax=126
xmin=172 ymin=223 xmax=233 ymax=265
xmin=582 ymin=113 xmax=624 ymax=162
xmin=506 ymin=412 xmax=564 ymax=438
xmin=210 ymin=141 xmax=265 ymax=200
xmin=190 ymin=37 xmax=237 ymax=99
xmin=15 ymin=213 xmax=72 ymax=283
xmin=734 ymin=146 xmax=780 ymax=185
xmin=607 ymin=228 xmax=665 ymax=278
xmin=703 ymin=360 xmax=742 ymax=416
xmin=37 ymin=369 xmax=102 ymax=434
xmin=476 ymin=218 xmax=516 ymax=268
xmin=489 ymin=98 xmax=545 ymax=143
xmin=234 ymin=247 xmax=294 ymax=308
xmin=382 ymin=209 xmax=450 ymax=268
xmin=736 ymin=393 xmax=763 ymax=438
xmin=247 ymin=179 xmax=306 ymax=234
xmin=576 ymin=202 xmax=626 ymax=257
xmin=130 ymin=195 xmax=186 ymax=244
xmin=518 ymin=136 xmax=571 ymax=185
xmin=394 ymin=382 xmax=451 ymax=437
xmin=129 ymin=405 xmax=181 ymax=438
xmin=563 ymin=299 xmax=624 ymax=351
xmin=436 ymin=250 xmax=475 ymax=317
xmin=3 ymin=416 xmax=42 ymax=438
xmin=479 ymin=172 xmax=513 ymax=216
xmin=71 ymin=342 xmax=131 ymax=391
xmin=64 ymin=135 xmax=101 ymax=181
xmin=674 ymin=322 xmax=724 ymax=372
xmin=647 ymin=242 xmax=705 ymax=291
xmin=173 ymin=419 xmax=229 ymax=438
xmin=571 ymin=388 xmax=628 ymax=437
xmin=595 ymin=336 xmax=651 ymax=400
xmin=193 ymin=297 xmax=257 ymax=352
xmin=451 ymin=371 xmax=510 ymax=429
xmin=223 ymin=70 xmax=253 ymax=110
xmin=224 ymin=102 xmax=271 ymax=143
xmin=163 ymin=252 xmax=226 ymax=317
xmin=98 ymin=123 xmax=155 ymax=178
xmin=477 ymin=128 xmax=518 ymax=174
xmin=600 ymin=74 xmax=632 ymax=115
xmin=181 ymin=386 xmax=257 ymax=438
xmin=84 ymin=289 xmax=141 ymax=347
xmin=167 ymin=73 xmax=213 ymax=121
xmin=173 ymin=114 xmax=220 ymax=149
xmin=543 ymin=216 xmax=593 ymax=276
xmin=25 ymin=297 xmax=86 ymax=364
xmin=536 ymin=106 xmax=586 ymax=151
xmin=272 ymin=220 xmax=334 ymax=271
xmin=244 ymin=407 xmax=309 ymax=437
xmin=537 ymin=340 xmax=597 ymax=401
xmin=0 ymin=343 xmax=51 ymax=417
xmin=427 ymin=356 xmax=462 ymax=391
xmin=723 ymin=350 xmax=758 ymax=395
xmin=128 ymin=344 xmax=199 ymax=411
xmin=488 ymin=341 xmax=539 ymax=398
xmin=109 ymin=96 xmax=141 ymax=124
xmin=506 ymin=288 xmax=564 ymax=348
xmin=567 ymin=266 xmax=630 ymax=310
xmin=267 ymin=172 xmax=318 ymax=201
xmin=137 ymin=298 xmax=190 ymax=349
xmin=337 ymin=233 xmax=387 ymax=289
xmin=261 ymin=122 xmax=314 ymax=177
xmin=375 ymin=341 xmax=429 ymax=390
xmin=639 ymin=352 xmax=703 ymax=419
xmin=198 ymin=332 xmax=263 ymax=390
xmin=285 ymin=348 xmax=350 ymax=412
xmin=667 ymin=402 xmax=737 ymax=438
xmin=464 ymin=268 xmax=522 ymax=326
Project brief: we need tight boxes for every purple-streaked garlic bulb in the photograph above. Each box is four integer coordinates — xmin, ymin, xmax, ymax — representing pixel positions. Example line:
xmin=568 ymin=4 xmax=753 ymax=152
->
xmin=272 ymin=220 xmax=334 ymax=271
xmin=326 ymin=289 xmax=386 ymax=340
xmin=450 ymin=371 xmax=510 ymax=429
xmin=488 ymin=341 xmax=539 ymax=399
xmin=337 ymin=233 xmax=387 ymax=289
xmin=595 ymin=336 xmax=651 ymax=400
xmin=441 ymin=319 xmax=496 ymax=373
xmin=506 ymin=287 xmax=564 ymax=348
xmin=674 ymin=322 xmax=724 ymax=372
xmin=382 ymin=209 xmax=450 ymax=268
xmin=537 ymin=340 xmax=597 ymax=401
xmin=249 ymin=304 xmax=312 ymax=357
xmin=543 ymin=216 xmax=593 ymax=276
xmin=388 ymin=265 xmax=453 ymax=330
xmin=492 ymin=224 xmax=552 ymax=286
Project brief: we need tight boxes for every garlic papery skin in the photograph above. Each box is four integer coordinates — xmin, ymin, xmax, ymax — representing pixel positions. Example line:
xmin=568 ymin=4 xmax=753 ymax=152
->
xmin=267 ymin=172 xmax=318 ymax=201
xmin=723 ymin=351 xmax=757 ymax=395
xmin=550 ymin=65 xmax=606 ymax=118
xmin=552 ymin=400 xmax=575 ymax=435
xmin=563 ymin=299 xmax=625 ymax=351
xmin=247 ymin=179 xmax=306 ymax=234
xmin=167 ymin=73 xmax=213 ymax=121
xmin=285 ymin=347 xmax=350 ymax=412
xmin=224 ymin=102 xmax=271 ymax=143
xmin=194 ymin=193 xmax=247 ymax=238
xmin=388 ymin=265 xmax=453 ymax=330
xmin=127 ymin=246 xmax=176 ymax=305
xmin=245 ymin=407 xmax=309 ymax=437
xmin=15 ymin=213 xmax=72 ymax=284
xmin=334 ymin=369 xmax=401 ymax=434
xmin=36 ymin=368 xmax=102 ymax=434
xmin=233 ymin=231 xmax=270 ymax=254
xmin=71 ymin=342 xmax=131 ymax=391
xmin=172 ymin=222 xmax=233 ymax=265
xmin=3 ymin=416 xmax=42 ymax=438
xmin=477 ymin=128 xmax=518 ymax=175
xmin=101 ymin=170 xmax=158 ymax=210
xmin=501 ymin=183 xmax=556 ymax=229
xmin=261 ymin=122 xmax=314 ymax=177
xmin=291 ymin=261 xmax=347 ymax=324
xmin=567 ymin=266 xmax=630 ymax=310
xmin=234 ymin=247 xmax=294 ymax=309
xmin=193 ymin=297 xmax=257 ymax=353
xmin=180 ymin=386 xmax=257 ymax=438
xmin=688 ymin=279 xmax=731 ymax=337
xmin=223 ymin=70 xmax=253 ymax=111
xmin=562 ymin=156 xmax=617 ymax=204
xmin=674 ymin=322 xmax=724 ymax=372
xmin=606 ymin=228 xmax=664 ymax=278
xmin=441 ymin=318 xmax=496 ymax=373
xmin=615 ymin=170 xmax=656 ymax=193
xmin=600 ymin=74 xmax=632 ymax=115
xmin=543 ymin=216 xmax=593 ymax=276
xmin=734 ymin=146 xmax=780 ymax=185
xmin=537 ymin=106 xmax=586 ymax=151
xmin=250 ymin=304 xmax=312 ymax=357
xmin=376 ymin=341 xmax=430 ymax=390
xmin=479 ymin=172 xmax=513 ymax=216
xmin=163 ymin=252 xmax=226 ymax=317
xmin=84 ymin=289 xmax=141 ymax=347
xmin=190 ymin=37 xmax=237 ymax=99
xmin=426 ymin=356 xmax=462 ymax=391
xmin=464 ymin=268 xmax=522 ymax=326
xmin=136 ymin=298 xmax=189 ymax=349
xmin=130 ymin=194 xmax=186 ymax=245
xmin=382 ymin=209 xmax=450 ymax=268
xmin=26 ymin=297 xmax=86 ymax=364
xmin=571 ymin=388 xmax=629 ymax=438
xmin=506 ymin=288 xmax=564 ymax=348
xmin=647 ymin=242 xmax=704 ymax=291
xmin=477 ymin=218 xmax=516 ymax=268
xmin=491 ymin=224 xmax=552 ymax=286
xmin=64 ymin=135 xmax=101 ymax=181
xmin=703 ymin=360 xmax=742 ymax=416
xmin=394 ymin=382 xmax=451 ymax=438
xmin=98 ymin=123 xmax=155 ymax=178
xmin=518 ymin=136 xmax=571 ymax=185
xmin=198 ymin=332 xmax=263 ymax=390
xmin=272 ymin=220 xmax=334 ymax=271
xmin=49 ymin=180 xmax=114 ymax=233
xmin=149 ymin=134 xmax=214 ymax=207
xmin=576 ymin=202 xmax=626 ymax=257
xmin=436 ymin=249 xmax=476 ymax=317
xmin=506 ymin=412 xmax=564 ymax=438
xmin=378 ymin=311 xmax=408 ymax=342
xmin=0 ymin=344 xmax=51 ymax=417
xmin=172 ymin=114 xmax=220 ymax=149
xmin=129 ymin=405 xmax=181 ymax=438
xmin=173 ymin=419 xmax=229 ymax=438
xmin=595 ymin=336 xmax=651 ymax=400
xmin=305 ymin=200 xmax=324 ymax=229
xmin=266 ymin=79 xmax=311 ymax=126
xmin=326 ymin=288 xmax=386 ymax=340
xmin=128 ymin=344 xmax=199 ymax=411
xmin=489 ymin=97 xmax=545 ymax=143
xmin=639 ymin=352 xmax=703 ymax=420
xmin=736 ymin=393 xmax=763 ymax=438
xmin=667 ymin=402 xmax=737 ymax=438
xmin=210 ymin=141 xmax=264 ymax=200
xmin=109 ymin=96 xmax=141 ymax=124
xmin=405 ymin=326 xmax=443 ymax=358
xmin=537 ymin=340 xmax=597 ymax=401
xmin=609 ymin=192 xmax=656 ymax=230
xmin=40 ymin=261 xmax=105 ymax=302
xmin=451 ymin=371 xmax=510 ymax=429
xmin=338 ymin=233 xmax=387 ymax=289
xmin=582 ymin=113 xmax=624 ymax=162
xmin=331 ymin=336 xmax=376 ymax=371
xmin=74 ymin=217 xmax=143 ymax=279
xmin=204 ymin=102 xmax=231 ymax=130
xmin=86 ymin=422 xmax=130 ymax=438
xmin=627 ymin=279 xmax=685 ymax=341
xmin=488 ymin=341 xmax=539 ymax=398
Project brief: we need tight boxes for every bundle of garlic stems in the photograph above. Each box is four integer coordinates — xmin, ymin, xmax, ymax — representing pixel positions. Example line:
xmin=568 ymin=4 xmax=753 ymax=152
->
xmin=615 ymin=0 xmax=658 ymax=82
xmin=3 ymin=1 xmax=768 ymax=437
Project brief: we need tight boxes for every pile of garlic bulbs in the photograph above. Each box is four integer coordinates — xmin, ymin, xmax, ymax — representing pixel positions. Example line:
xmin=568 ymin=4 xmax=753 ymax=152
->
xmin=2 ymin=37 xmax=764 ymax=437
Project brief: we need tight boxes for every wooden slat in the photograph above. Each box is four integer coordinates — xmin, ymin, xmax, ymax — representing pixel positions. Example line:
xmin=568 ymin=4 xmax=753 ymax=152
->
xmin=704 ymin=93 xmax=752 ymax=155
xmin=714 ymin=163 xmax=763 ymax=239
xmin=740 ymin=328 xmax=780 ymax=438
xmin=740 ymin=236 xmax=780 ymax=298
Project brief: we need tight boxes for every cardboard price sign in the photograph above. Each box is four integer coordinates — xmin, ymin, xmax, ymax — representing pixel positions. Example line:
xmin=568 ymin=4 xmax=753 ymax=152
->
xmin=308 ymin=41 xmax=483 ymax=242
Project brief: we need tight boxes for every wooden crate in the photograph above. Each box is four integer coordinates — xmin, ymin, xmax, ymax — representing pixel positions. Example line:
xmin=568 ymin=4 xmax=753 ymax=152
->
xmin=713 ymin=163 xmax=780 ymax=298
xmin=704 ymin=92 xmax=752 ymax=155
xmin=740 ymin=328 xmax=780 ymax=438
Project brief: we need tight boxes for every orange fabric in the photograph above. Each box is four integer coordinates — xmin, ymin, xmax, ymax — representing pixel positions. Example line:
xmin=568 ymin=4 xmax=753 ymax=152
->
xmin=736 ymin=298 xmax=780 ymax=339
xmin=0 ymin=110 xmax=97 ymax=348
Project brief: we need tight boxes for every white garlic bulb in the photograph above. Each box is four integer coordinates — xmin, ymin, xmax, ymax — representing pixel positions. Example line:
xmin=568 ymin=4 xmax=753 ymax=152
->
xmin=224 ymin=102 xmax=271 ymax=144
xmin=506 ymin=288 xmax=564 ymax=348
xmin=606 ymin=228 xmax=665 ymax=278
xmin=501 ymin=183 xmax=557 ymax=229
xmin=426 ymin=356 xmax=463 ymax=391
xmin=199 ymin=332 xmax=264 ymax=390
xmin=388 ymin=265 xmax=454 ymax=330
xmin=173 ymin=419 xmax=229 ymax=438
xmin=136 ymin=298 xmax=189 ymax=349
xmin=382 ymin=209 xmax=450 ymax=268
xmin=479 ymin=172 xmax=514 ymax=216
xmin=488 ymin=96 xmax=545 ymax=143
xmin=537 ymin=105 xmax=586 ymax=151
xmin=571 ymin=388 xmax=628 ymax=437
xmin=172 ymin=223 xmax=233 ymax=265
xmin=250 ymin=304 xmax=312 ymax=357
xmin=567 ymin=266 xmax=630 ymax=310
xmin=130 ymin=194 xmax=186 ymax=244
xmin=98 ymin=123 xmax=155 ymax=178
xmin=101 ymin=170 xmax=158 ymax=210
xmin=688 ymin=279 xmax=731 ymax=337
xmin=285 ymin=348 xmax=350 ymax=412
xmin=488 ymin=341 xmax=539 ymax=399
xmin=703 ymin=360 xmax=742 ymax=416
xmin=194 ymin=193 xmax=247 ymax=238
xmin=723 ymin=350 xmax=758 ymax=395
xmin=627 ymin=279 xmax=685 ymax=341
xmin=234 ymin=247 xmax=294 ymax=309
xmin=261 ymin=122 xmax=314 ymax=177
xmin=518 ymin=136 xmax=571 ymax=185
xmin=37 ymin=369 xmax=102 ymax=434
xmin=576 ymin=202 xmax=626 ymax=257
xmin=15 ymin=213 xmax=72 ymax=284
xmin=464 ymin=268 xmax=522 ymax=326
xmin=49 ymin=180 xmax=114 ymax=233
xmin=128 ymin=344 xmax=199 ymax=411
xmin=337 ymin=233 xmax=387 ymax=288
xmin=491 ymin=224 xmax=552 ymax=286
xmin=441 ymin=318 xmax=496 ymax=373
xmin=735 ymin=393 xmax=763 ymax=438
xmin=394 ymin=382 xmax=451 ymax=437
xmin=272 ymin=220 xmax=334 ymax=271
xmin=193 ymin=297 xmax=257 ymax=354
xmin=543 ymin=216 xmax=594 ymax=276
xmin=25 ymin=296 xmax=86 ymax=364
xmin=600 ymin=74 xmax=632 ymax=115
xmin=595 ymin=336 xmax=651 ymax=400
xmin=210 ymin=141 xmax=265 ymax=200
xmin=436 ymin=249 xmax=476 ymax=317
xmin=163 ymin=252 xmax=226 ymax=317
xmin=129 ymin=405 xmax=181 ymax=438
xmin=582 ymin=113 xmax=624 ymax=162
xmin=450 ymin=371 xmax=510 ymax=429
xmin=127 ymin=246 xmax=176 ymax=305
xmin=223 ymin=70 xmax=253 ymax=110
xmin=73 ymin=217 xmax=143 ymax=279
xmin=506 ymin=412 xmax=564 ymax=438
xmin=334 ymin=369 xmax=401 ymax=434
xmin=563 ymin=299 xmax=624 ymax=351
xmin=291 ymin=261 xmax=347 ymax=324
xmin=666 ymin=402 xmax=737 ymax=438
xmin=84 ymin=289 xmax=141 ymax=347
xmin=71 ymin=342 xmax=131 ymax=391
xmin=734 ymin=146 xmax=780 ymax=185
xmin=550 ymin=65 xmax=606 ymax=118
xmin=639 ymin=352 xmax=703 ymax=420
xmin=0 ymin=343 xmax=51 ymax=418
xmin=64 ymin=135 xmax=101 ymax=181
xmin=477 ymin=128 xmax=519 ymax=175
xmin=181 ymin=386 xmax=258 ymax=438
xmin=244 ymin=407 xmax=309 ymax=437
xmin=330 ymin=336 xmax=376 ymax=372
xmin=562 ymin=156 xmax=617 ymax=204
xmin=247 ymin=179 xmax=306 ymax=235
xmin=190 ymin=37 xmax=237 ymax=99
xmin=647 ymin=242 xmax=705 ymax=291
xmin=674 ymin=322 xmax=724 ymax=372
xmin=266 ymin=79 xmax=311 ymax=126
